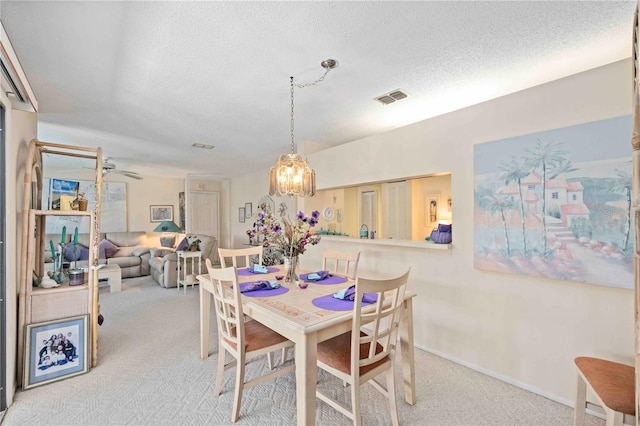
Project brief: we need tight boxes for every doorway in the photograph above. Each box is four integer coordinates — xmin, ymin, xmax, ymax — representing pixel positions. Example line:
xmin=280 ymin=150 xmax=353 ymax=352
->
xmin=188 ymin=191 xmax=220 ymax=260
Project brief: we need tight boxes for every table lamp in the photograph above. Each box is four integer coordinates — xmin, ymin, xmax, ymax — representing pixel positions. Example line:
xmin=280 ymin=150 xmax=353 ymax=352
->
xmin=154 ymin=220 xmax=181 ymax=247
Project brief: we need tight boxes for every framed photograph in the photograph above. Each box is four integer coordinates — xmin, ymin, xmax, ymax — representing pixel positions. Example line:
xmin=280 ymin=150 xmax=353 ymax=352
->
xmin=426 ymin=195 xmax=440 ymax=227
xmin=150 ymin=205 xmax=173 ymax=222
xmin=239 ymin=207 xmax=246 ymax=223
xmin=245 ymin=202 xmax=253 ymax=218
xmin=23 ymin=315 xmax=89 ymax=390
xmin=49 ymin=178 xmax=80 ymax=210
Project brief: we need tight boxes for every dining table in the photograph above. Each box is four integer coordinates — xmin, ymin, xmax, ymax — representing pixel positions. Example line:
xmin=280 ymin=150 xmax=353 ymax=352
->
xmin=197 ymin=265 xmax=416 ymax=426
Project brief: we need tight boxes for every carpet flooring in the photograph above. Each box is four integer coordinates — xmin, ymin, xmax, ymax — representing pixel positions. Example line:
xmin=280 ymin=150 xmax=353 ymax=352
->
xmin=2 ymin=276 xmax=604 ymax=425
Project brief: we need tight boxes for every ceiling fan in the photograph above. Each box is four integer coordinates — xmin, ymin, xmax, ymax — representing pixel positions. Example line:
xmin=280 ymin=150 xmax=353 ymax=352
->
xmin=98 ymin=158 xmax=143 ymax=180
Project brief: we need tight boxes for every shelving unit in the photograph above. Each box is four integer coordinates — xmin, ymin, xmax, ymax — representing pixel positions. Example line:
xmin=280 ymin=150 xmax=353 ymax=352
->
xmin=18 ymin=140 xmax=103 ymax=386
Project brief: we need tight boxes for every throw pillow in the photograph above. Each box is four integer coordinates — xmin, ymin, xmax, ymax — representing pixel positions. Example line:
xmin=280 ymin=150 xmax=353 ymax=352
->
xmin=63 ymin=244 xmax=82 ymax=261
xmin=176 ymin=237 xmax=189 ymax=251
xmin=99 ymin=239 xmax=119 ymax=258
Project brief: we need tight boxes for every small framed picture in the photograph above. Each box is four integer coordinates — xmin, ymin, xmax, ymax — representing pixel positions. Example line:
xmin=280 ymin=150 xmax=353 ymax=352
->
xmin=23 ymin=315 xmax=89 ymax=390
xmin=245 ymin=202 xmax=253 ymax=218
xmin=150 ymin=205 xmax=173 ymax=222
xmin=239 ymin=207 xmax=246 ymax=223
xmin=426 ymin=195 xmax=440 ymax=227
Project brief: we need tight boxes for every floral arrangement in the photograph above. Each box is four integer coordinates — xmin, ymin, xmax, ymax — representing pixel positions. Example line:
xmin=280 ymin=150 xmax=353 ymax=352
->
xmin=247 ymin=209 xmax=321 ymax=259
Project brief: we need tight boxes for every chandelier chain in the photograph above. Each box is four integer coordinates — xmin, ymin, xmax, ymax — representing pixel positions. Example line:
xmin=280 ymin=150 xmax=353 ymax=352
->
xmin=293 ymin=67 xmax=332 ymax=89
xmin=289 ymin=66 xmax=334 ymax=155
xmin=290 ymin=77 xmax=295 ymax=154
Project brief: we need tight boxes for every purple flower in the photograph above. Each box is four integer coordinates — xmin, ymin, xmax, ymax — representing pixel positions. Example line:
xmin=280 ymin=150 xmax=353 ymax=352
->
xmin=258 ymin=212 xmax=264 ymax=219
xmin=308 ymin=218 xmax=317 ymax=227
xmin=311 ymin=210 xmax=320 ymax=219
xmin=296 ymin=211 xmax=305 ymax=221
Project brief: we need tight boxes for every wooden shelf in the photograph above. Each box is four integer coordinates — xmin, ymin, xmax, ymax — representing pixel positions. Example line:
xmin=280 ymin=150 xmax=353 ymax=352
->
xmin=18 ymin=139 xmax=103 ymax=387
xmin=31 ymin=209 xmax=93 ymax=216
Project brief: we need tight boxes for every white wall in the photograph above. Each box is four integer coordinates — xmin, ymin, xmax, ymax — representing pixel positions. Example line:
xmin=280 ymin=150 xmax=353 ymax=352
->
xmin=230 ymin=59 xmax=634 ymax=405
xmin=43 ymin=169 xmax=185 ymax=234
xmin=4 ymin=97 xmax=38 ymax=405
xmin=229 ymin=168 xmax=297 ymax=248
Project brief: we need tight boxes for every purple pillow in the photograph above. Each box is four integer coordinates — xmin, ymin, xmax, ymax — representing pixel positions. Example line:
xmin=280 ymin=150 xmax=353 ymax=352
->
xmin=64 ymin=244 xmax=80 ymax=261
xmin=176 ymin=237 xmax=189 ymax=251
xmin=99 ymin=239 xmax=119 ymax=258
xmin=63 ymin=244 xmax=91 ymax=262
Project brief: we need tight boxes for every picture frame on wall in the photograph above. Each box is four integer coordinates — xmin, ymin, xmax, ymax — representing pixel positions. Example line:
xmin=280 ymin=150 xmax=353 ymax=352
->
xmin=239 ymin=207 xmax=246 ymax=223
xmin=245 ymin=202 xmax=252 ymax=218
xmin=150 ymin=205 xmax=173 ymax=222
xmin=426 ymin=195 xmax=440 ymax=227
xmin=23 ymin=315 xmax=89 ymax=390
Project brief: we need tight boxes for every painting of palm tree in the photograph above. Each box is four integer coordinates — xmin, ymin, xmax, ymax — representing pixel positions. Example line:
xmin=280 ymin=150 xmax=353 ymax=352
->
xmin=474 ymin=115 xmax=633 ymax=289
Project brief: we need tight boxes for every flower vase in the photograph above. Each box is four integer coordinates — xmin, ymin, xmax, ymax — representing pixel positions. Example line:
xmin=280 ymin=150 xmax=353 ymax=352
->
xmin=284 ymin=255 xmax=299 ymax=285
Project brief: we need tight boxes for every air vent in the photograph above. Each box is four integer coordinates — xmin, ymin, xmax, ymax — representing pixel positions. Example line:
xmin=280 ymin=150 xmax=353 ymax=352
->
xmin=374 ymin=89 xmax=409 ymax=105
xmin=192 ymin=143 xmax=214 ymax=150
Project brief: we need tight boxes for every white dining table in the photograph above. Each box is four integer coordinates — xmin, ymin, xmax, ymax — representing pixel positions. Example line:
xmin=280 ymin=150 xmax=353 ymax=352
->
xmin=197 ymin=265 xmax=416 ymax=426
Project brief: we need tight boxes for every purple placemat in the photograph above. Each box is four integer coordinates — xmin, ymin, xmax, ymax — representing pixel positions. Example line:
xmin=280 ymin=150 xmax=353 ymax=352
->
xmin=299 ymin=273 xmax=348 ymax=285
xmin=239 ymin=282 xmax=289 ymax=298
xmin=312 ymin=293 xmax=378 ymax=311
xmin=237 ymin=266 xmax=280 ymax=276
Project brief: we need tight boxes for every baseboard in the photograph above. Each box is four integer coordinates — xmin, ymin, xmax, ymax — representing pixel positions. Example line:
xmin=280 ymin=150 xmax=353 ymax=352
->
xmin=415 ymin=344 xmax=607 ymax=421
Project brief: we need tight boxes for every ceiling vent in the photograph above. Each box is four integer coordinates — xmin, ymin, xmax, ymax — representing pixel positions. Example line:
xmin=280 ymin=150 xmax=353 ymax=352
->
xmin=192 ymin=143 xmax=214 ymax=150
xmin=374 ymin=89 xmax=409 ymax=105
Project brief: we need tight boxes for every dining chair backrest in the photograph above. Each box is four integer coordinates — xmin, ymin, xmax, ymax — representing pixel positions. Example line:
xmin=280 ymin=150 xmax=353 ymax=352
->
xmin=218 ymin=246 xmax=264 ymax=269
xmin=322 ymin=248 xmax=360 ymax=279
xmin=204 ymin=259 xmax=294 ymax=423
xmin=353 ymin=268 xmax=410 ymax=374
xmin=205 ymin=260 xmax=244 ymax=353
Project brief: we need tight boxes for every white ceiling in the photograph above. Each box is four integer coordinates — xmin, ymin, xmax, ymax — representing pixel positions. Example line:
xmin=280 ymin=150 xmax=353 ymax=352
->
xmin=0 ymin=1 xmax=635 ymax=178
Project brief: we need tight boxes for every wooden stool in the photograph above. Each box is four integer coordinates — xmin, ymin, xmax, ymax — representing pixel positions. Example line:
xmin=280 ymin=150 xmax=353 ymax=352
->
xmin=574 ymin=356 xmax=635 ymax=426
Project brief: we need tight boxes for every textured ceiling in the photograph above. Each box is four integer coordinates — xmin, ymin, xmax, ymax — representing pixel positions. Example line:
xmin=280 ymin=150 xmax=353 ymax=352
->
xmin=0 ymin=1 xmax=635 ymax=178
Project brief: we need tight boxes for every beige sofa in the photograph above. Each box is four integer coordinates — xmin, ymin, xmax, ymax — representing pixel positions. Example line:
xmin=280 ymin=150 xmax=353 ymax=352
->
xmin=148 ymin=234 xmax=218 ymax=288
xmin=44 ymin=231 xmax=166 ymax=278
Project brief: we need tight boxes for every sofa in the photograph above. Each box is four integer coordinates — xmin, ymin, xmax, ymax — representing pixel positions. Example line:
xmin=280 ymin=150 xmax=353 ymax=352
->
xmin=148 ymin=234 xmax=218 ymax=288
xmin=44 ymin=231 xmax=166 ymax=278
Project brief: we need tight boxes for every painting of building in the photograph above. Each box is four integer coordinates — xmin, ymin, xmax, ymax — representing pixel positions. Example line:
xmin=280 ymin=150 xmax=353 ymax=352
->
xmin=474 ymin=115 xmax=633 ymax=289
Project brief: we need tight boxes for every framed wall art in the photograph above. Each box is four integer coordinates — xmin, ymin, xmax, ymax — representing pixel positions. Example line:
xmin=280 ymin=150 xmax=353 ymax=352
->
xmin=426 ymin=194 xmax=440 ymax=228
xmin=239 ymin=207 xmax=246 ymax=223
xmin=23 ymin=315 xmax=89 ymax=390
xmin=245 ymin=202 xmax=253 ymax=218
xmin=150 ymin=205 xmax=173 ymax=222
xmin=44 ymin=178 xmax=127 ymax=233
xmin=473 ymin=115 xmax=633 ymax=289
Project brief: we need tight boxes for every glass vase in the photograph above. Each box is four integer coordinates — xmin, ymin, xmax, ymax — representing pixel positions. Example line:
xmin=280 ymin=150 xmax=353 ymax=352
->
xmin=284 ymin=254 xmax=299 ymax=285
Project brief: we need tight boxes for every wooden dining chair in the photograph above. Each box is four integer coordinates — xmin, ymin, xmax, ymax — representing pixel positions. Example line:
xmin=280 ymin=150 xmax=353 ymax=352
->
xmin=322 ymin=248 xmax=360 ymax=279
xmin=218 ymin=246 xmax=264 ymax=268
xmin=216 ymin=248 xmax=285 ymax=369
xmin=315 ymin=267 xmax=411 ymax=426
xmin=573 ymin=356 xmax=635 ymax=426
xmin=204 ymin=263 xmax=295 ymax=423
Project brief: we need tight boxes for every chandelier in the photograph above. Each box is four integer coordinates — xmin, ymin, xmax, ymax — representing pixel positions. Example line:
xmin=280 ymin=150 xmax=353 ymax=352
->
xmin=269 ymin=59 xmax=338 ymax=197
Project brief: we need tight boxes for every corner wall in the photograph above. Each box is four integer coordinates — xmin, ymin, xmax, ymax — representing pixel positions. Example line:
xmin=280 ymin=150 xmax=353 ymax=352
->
xmin=4 ymin=99 xmax=37 ymax=406
xmin=230 ymin=59 xmax=633 ymax=405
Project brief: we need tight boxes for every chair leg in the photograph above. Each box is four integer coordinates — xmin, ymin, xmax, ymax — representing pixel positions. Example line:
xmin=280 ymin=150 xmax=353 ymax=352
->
xmin=267 ymin=352 xmax=274 ymax=369
xmin=231 ymin=353 xmax=246 ymax=423
xmin=281 ymin=347 xmax=287 ymax=363
xmin=573 ymin=374 xmax=586 ymax=426
xmin=214 ymin=347 xmax=226 ymax=397
xmin=351 ymin=380 xmax=362 ymax=426
xmin=604 ymin=408 xmax=623 ymax=426
xmin=386 ymin=368 xmax=399 ymax=426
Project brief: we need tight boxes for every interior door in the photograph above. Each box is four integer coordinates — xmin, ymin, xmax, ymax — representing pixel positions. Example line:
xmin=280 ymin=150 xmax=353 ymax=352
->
xmin=359 ymin=189 xmax=378 ymax=237
xmin=383 ymin=181 xmax=410 ymax=239
xmin=189 ymin=191 xmax=219 ymax=256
